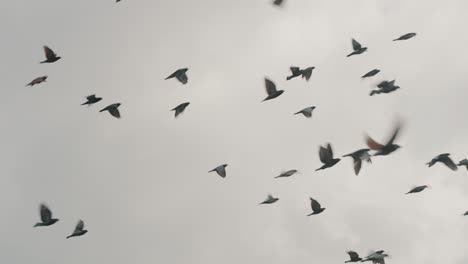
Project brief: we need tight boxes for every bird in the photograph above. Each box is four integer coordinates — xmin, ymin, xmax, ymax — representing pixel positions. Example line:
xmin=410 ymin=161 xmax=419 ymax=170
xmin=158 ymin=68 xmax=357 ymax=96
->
xmin=81 ymin=94 xmax=102 ymax=106
xmin=406 ymin=185 xmax=429 ymax=194
xmin=171 ymin=102 xmax=190 ymax=118
xmin=316 ymin=143 xmax=341 ymax=171
xmin=370 ymin=80 xmax=400 ymax=96
xmin=275 ymin=169 xmax=298 ymax=178
xmin=345 ymin=251 xmax=363 ymax=263
xmin=208 ymin=164 xmax=228 ymax=178
xmin=457 ymin=159 xmax=468 ymax=170
xmin=26 ymin=76 xmax=47 ymax=86
xmin=262 ymin=78 xmax=284 ymax=102
xmin=361 ymin=251 xmax=389 ymax=264
xmin=393 ymin=33 xmax=417 ymax=41
xmin=286 ymin=67 xmax=315 ymax=81
xmin=347 ymin=39 xmax=367 ymax=57
xmin=427 ymin=153 xmax=458 ymax=171
xmin=463 ymin=211 xmax=468 ymax=216
xmin=294 ymin=106 xmax=316 ymax=118
xmin=366 ymin=121 xmax=402 ymax=156
xmin=259 ymin=194 xmax=279 ymax=205
xmin=342 ymin=148 xmax=372 ymax=175
xmin=66 ymin=220 xmax=88 ymax=239
xmin=273 ymin=0 xmax=284 ymax=6
xmin=307 ymin=197 xmax=325 ymax=216
xmin=34 ymin=204 xmax=59 ymax=227
xmin=40 ymin=46 xmax=61 ymax=63
xmin=361 ymin=69 xmax=380 ymax=79
xmin=99 ymin=103 xmax=121 ymax=118
xmin=165 ymin=68 xmax=189 ymax=84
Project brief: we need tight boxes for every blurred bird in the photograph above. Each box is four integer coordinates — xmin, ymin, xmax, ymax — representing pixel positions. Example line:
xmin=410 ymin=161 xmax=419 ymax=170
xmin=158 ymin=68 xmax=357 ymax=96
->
xmin=100 ymin=103 xmax=121 ymax=119
xmin=406 ymin=185 xmax=429 ymax=194
xmin=66 ymin=220 xmax=88 ymax=239
xmin=294 ymin=106 xmax=316 ymax=118
xmin=259 ymin=194 xmax=279 ymax=205
xmin=275 ymin=169 xmax=298 ymax=178
xmin=165 ymin=68 xmax=189 ymax=84
xmin=81 ymin=94 xmax=102 ymax=106
xmin=343 ymin=148 xmax=372 ymax=175
xmin=393 ymin=33 xmax=417 ymax=41
xmin=40 ymin=46 xmax=61 ymax=63
xmin=316 ymin=143 xmax=341 ymax=171
xmin=361 ymin=251 xmax=389 ymax=263
xmin=307 ymin=197 xmax=325 ymax=215
xmin=171 ymin=102 xmax=190 ymax=118
xmin=370 ymin=80 xmax=400 ymax=96
xmin=116 ymin=0 xmax=121 ymax=2
xmin=347 ymin=39 xmax=367 ymax=57
xmin=209 ymin=164 xmax=228 ymax=178
xmin=34 ymin=204 xmax=59 ymax=227
xmin=273 ymin=0 xmax=284 ymax=6
xmin=463 ymin=211 xmax=468 ymax=216
xmin=345 ymin=251 xmax=363 ymax=263
xmin=286 ymin=67 xmax=315 ymax=81
xmin=427 ymin=153 xmax=457 ymax=171
xmin=26 ymin=76 xmax=47 ymax=86
xmin=361 ymin=69 xmax=380 ymax=79
xmin=262 ymin=78 xmax=284 ymax=102
xmin=457 ymin=159 xmax=468 ymax=170
xmin=366 ymin=121 xmax=402 ymax=156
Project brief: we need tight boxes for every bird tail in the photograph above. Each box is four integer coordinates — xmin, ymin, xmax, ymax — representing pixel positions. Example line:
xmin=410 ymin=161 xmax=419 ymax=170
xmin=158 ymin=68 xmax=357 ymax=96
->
xmin=426 ymin=162 xmax=434 ymax=167
xmin=33 ymin=223 xmax=41 ymax=228
xmin=392 ymin=38 xmax=399 ymax=41
xmin=208 ymin=169 xmax=215 ymax=173
xmin=66 ymin=235 xmax=72 ymax=239
xmin=307 ymin=212 xmax=314 ymax=216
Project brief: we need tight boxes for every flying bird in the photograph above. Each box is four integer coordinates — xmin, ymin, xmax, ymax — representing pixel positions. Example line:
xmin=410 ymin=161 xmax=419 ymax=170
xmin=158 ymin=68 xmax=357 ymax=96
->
xmin=294 ymin=106 xmax=316 ymax=118
xmin=171 ymin=102 xmax=190 ymax=118
xmin=345 ymin=251 xmax=363 ymax=263
xmin=262 ymin=78 xmax=284 ymax=102
xmin=316 ymin=143 xmax=341 ymax=171
xmin=40 ymin=46 xmax=61 ymax=63
xmin=361 ymin=69 xmax=380 ymax=79
xmin=209 ymin=164 xmax=228 ymax=178
xmin=370 ymin=80 xmax=400 ymax=96
xmin=273 ymin=0 xmax=284 ymax=6
xmin=406 ymin=185 xmax=429 ymax=194
xmin=366 ymin=121 xmax=402 ymax=156
xmin=26 ymin=76 xmax=47 ymax=86
xmin=457 ymin=159 xmax=468 ymax=170
xmin=343 ymin=148 xmax=372 ymax=175
xmin=275 ymin=169 xmax=298 ymax=178
xmin=347 ymin=39 xmax=367 ymax=57
xmin=286 ymin=67 xmax=315 ymax=81
xmin=427 ymin=153 xmax=458 ymax=171
xmin=34 ymin=204 xmax=59 ymax=227
xmin=463 ymin=211 xmax=468 ymax=216
xmin=66 ymin=220 xmax=88 ymax=239
xmin=165 ymin=68 xmax=189 ymax=84
xmin=393 ymin=33 xmax=417 ymax=41
xmin=100 ymin=103 xmax=121 ymax=118
xmin=259 ymin=194 xmax=279 ymax=205
xmin=307 ymin=197 xmax=325 ymax=216
xmin=361 ymin=251 xmax=389 ymax=264
xmin=81 ymin=94 xmax=102 ymax=106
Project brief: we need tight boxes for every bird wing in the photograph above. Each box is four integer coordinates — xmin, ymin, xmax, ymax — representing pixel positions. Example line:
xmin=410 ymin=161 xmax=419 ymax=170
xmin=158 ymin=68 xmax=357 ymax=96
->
xmin=217 ymin=166 xmax=226 ymax=178
xmin=267 ymin=194 xmax=274 ymax=200
xmin=273 ymin=0 xmax=284 ymax=5
xmin=352 ymin=39 xmax=362 ymax=50
xmin=264 ymin=78 xmax=277 ymax=95
xmin=366 ymin=135 xmax=384 ymax=150
xmin=40 ymin=204 xmax=52 ymax=223
xmin=43 ymin=46 xmax=56 ymax=59
xmin=86 ymin=94 xmax=96 ymax=100
xmin=347 ymin=251 xmax=359 ymax=260
xmin=354 ymin=159 xmax=362 ymax=175
xmin=319 ymin=146 xmax=328 ymax=164
xmin=109 ymin=107 xmax=121 ymax=118
xmin=443 ymin=157 xmax=458 ymax=171
xmin=165 ymin=70 xmax=177 ymax=80
xmin=326 ymin=143 xmax=334 ymax=159
xmin=386 ymin=122 xmax=402 ymax=145
xmin=301 ymin=67 xmax=313 ymax=81
xmin=176 ymin=72 xmax=188 ymax=84
xmin=290 ymin=67 xmax=301 ymax=75
xmin=311 ymin=198 xmax=321 ymax=212
xmin=75 ymin=220 xmax=84 ymax=232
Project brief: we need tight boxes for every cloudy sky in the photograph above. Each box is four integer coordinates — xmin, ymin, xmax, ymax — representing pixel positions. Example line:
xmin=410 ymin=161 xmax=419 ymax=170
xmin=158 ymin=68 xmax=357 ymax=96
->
xmin=1 ymin=0 xmax=468 ymax=263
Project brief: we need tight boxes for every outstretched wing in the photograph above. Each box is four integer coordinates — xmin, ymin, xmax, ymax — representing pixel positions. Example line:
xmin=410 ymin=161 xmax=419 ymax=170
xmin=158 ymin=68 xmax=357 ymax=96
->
xmin=289 ymin=67 xmax=300 ymax=75
xmin=265 ymin=78 xmax=277 ymax=95
xmin=43 ymin=46 xmax=56 ymax=59
xmin=319 ymin=146 xmax=328 ymax=164
xmin=347 ymin=251 xmax=359 ymax=261
xmin=352 ymin=39 xmax=362 ymax=51
xmin=176 ymin=72 xmax=188 ymax=84
xmin=311 ymin=198 xmax=321 ymax=212
xmin=40 ymin=204 xmax=52 ymax=223
xmin=354 ymin=159 xmax=362 ymax=175
xmin=301 ymin=67 xmax=314 ymax=81
xmin=75 ymin=220 xmax=84 ymax=232
xmin=386 ymin=121 xmax=402 ymax=145
xmin=326 ymin=143 xmax=334 ymax=159
xmin=443 ymin=157 xmax=458 ymax=171
xmin=109 ymin=107 xmax=121 ymax=118
xmin=366 ymin=135 xmax=384 ymax=150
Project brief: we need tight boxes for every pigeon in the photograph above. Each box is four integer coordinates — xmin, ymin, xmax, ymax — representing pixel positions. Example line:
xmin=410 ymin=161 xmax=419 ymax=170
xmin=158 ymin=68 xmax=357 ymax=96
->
xmin=99 ymin=103 xmax=121 ymax=118
xmin=165 ymin=68 xmax=189 ymax=84
xmin=457 ymin=159 xmax=468 ymax=170
xmin=34 ymin=204 xmax=59 ymax=227
xmin=273 ymin=0 xmax=284 ymax=6
xmin=40 ymin=46 xmax=61 ymax=63
xmin=81 ymin=94 xmax=102 ymax=106
xmin=406 ymin=185 xmax=429 ymax=194
xmin=347 ymin=39 xmax=367 ymax=57
xmin=393 ymin=33 xmax=417 ymax=41
xmin=294 ymin=106 xmax=316 ymax=118
xmin=275 ymin=169 xmax=298 ymax=178
xmin=463 ymin=211 xmax=468 ymax=216
xmin=343 ymin=148 xmax=372 ymax=175
xmin=316 ymin=143 xmax=341 ymax=171
xmin=26 ymin=76 xmax=47 ymax=86
xmin=361 ymin=251 xmax=389 ymax=264
xmin=286 ymin=67 xmax=315 ymax=81
xmin=209 ymin=164 xmax=228 ymax=178
xmin=361 ymin=69 xmax=380 ymax=79
xmin=171 ymin=102 xmax=190 ymax=118
xmin=259 ymin=194 xmax=279 ymax=205
xmin=427 ymin=153 xmax=458 ymax=171
xmin=262 ymin=78 xmax=284 ymax=102
xmin=345 ymin=251 xmax=363 ymax=263
xmin=370 ymin=80 xmax=400 ymax=96
xmin=307 ymin=197 xmax=325 ymax=216
xmin=366 ymin=121 xmax=402 ymax=156
xmin=66 ymin=220 xmax=88 ymax=239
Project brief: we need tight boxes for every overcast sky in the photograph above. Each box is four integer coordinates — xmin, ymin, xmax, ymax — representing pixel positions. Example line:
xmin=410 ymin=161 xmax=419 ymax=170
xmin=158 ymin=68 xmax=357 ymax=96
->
xmin=1 ymin=0 xmax=468 ymax=263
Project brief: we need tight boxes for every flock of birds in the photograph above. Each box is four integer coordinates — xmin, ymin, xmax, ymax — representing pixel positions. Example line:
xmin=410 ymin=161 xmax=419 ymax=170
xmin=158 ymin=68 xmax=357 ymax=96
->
xmin=23 ymin=1 xmax=468 ymax=264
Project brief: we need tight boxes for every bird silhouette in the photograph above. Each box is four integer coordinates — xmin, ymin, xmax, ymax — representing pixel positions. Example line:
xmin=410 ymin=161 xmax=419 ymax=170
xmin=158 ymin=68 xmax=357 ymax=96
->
xmin=100 ymin=103 xmax=121 ymax=119
xmin=370 ymin=80 xmax=400 ymax=96
xmin=343 ymin=148 xmax=372 ymax=175
xmin=286 ymin=67 xmax=315 ymax=81
xmin=262 ymin=78 xmax=284 ymax=102
xmin=171 ymin=102 xmax=190 ymax=118
xmin=361 ymin=251 xmax=389 ymax=263
xmin=316 ymin=143 xmax=341 ymax=171
xmin=406 ymin=185 xmax=429 ymax=194
xmin=307 ymin=197 xmax=325 ymax=215
xmin=165 ymin=68 xmax=189 ymax=84
xmin=347 ymin=39 xmax=367 ymax=57
xmin=26 ymin=76 xmax=47 ymax=86
xmin=427 ymin=153 xmax=458 ymax=171
xmin=272 ymin=0 xmax=284 ymax=6
xmin=34 ymin=204 xmax=59 ymax=227
xmin=81 ymin=94 xmax=102 ymax=106
xmin=66 ymin=220 xmax=88 ymax=239
xmin=275 ymin=169 xmax=298 ymax=178
xmin=345 ymin=251 xmax=363 ymax=263
xmin=361 ymin=69 xmax=380 ymax=79
xmin=457 ymin=159 xmax=468 ymax=170
xmin=294 ymin=106 xmax=315 ymax=118
xmin=208 ymin=164 xmax=228 ymax=178
xmin=366 ymin=121 xmax=402 ymax=156
xmin=393 ymin=33 xmax=417 ymax=41
xmin=259 ymin=194 xmax=279 ymax=205
xmin=40 ymin=46 xmax=61 ymax=63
